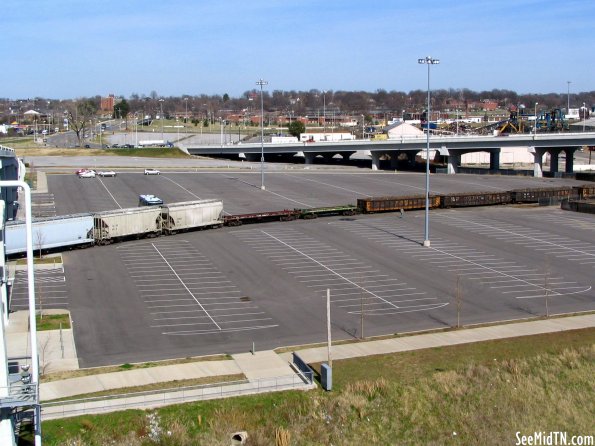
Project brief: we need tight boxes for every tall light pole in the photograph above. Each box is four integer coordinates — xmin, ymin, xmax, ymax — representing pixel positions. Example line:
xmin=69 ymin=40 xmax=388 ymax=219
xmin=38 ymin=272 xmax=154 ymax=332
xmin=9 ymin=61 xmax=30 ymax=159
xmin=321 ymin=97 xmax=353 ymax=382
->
xmin=567 ymin=81 xmax=571 ymax=112
xmin=256 ymin=79 xmax=268 ymax=190
xmin=159 ymin=98 xmax=164 ymax=142
xmin=534 ymin=102 xmax=539 ymax=135
xmin=361 ymin=114 xmax=365 ymax=139
xmin=184 ymin=97 xmax=188 ymax=123
xmin=418 ymin=56 xmax=439 ymax=248
xmin=323 ymin=91 xmax=327 ymax=132
xmin=220 ymin=117 xmax=224 ymax=147
xmin=583 ymin=102 xmax=586 ymax=133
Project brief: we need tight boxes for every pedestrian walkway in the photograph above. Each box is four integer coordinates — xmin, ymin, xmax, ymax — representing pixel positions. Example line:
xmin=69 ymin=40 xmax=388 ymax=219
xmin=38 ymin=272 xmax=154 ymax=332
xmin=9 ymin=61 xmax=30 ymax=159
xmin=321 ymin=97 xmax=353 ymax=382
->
xmin=279 ymin=313 xmax=595 ymax=364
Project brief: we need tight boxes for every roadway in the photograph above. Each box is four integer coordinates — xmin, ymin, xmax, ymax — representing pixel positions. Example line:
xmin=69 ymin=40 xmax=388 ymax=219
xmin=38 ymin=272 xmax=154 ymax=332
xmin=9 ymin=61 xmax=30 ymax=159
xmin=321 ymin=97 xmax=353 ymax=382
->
xmin=10 ymin=169 xmax=593 ymax=367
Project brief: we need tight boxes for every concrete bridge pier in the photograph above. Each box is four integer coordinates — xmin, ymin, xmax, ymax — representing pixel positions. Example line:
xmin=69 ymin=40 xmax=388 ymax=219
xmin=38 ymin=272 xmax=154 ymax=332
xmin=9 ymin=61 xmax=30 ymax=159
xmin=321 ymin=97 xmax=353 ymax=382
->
xmin=304 ymin=152 xmax=316 ymax=165
xmin=529 ymin=147 xmax=547 ymax=177
xmin=390 ymin=153 xmax=399 ymax=170
xmin=438 ymin=147 xmax=461 ymax=174
xmin=338 ymin=151 xmax=355 ymax=161
xmin=550 ymin=149 xmax=561 ymax=174
xmin=447 ymin=152 xmax=461 ymax=174
xmin=489 ymin=149 xmax=501 ymax=171
xmin=371 ymin=151 xmax=381 ymax=171
xmin=564 ymin=148 xmax=576 ymax=173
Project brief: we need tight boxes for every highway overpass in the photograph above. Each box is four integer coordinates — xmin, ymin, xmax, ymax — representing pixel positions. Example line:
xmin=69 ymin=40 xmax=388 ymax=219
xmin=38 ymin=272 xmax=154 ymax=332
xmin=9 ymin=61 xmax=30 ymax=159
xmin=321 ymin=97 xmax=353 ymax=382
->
xmin=186 ymin=132 xmax=595 ymax=177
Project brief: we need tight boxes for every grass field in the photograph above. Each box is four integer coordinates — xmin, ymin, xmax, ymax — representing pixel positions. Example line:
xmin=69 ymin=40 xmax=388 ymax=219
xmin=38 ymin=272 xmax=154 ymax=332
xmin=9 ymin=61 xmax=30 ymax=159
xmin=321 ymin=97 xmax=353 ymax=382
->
xmin=36 ymin=313 xmax=70 ymax=331
xmin=35 ymin=328 xmax=595 ymax=446
xmin=14 ymin=146 xmax=193 ymax=158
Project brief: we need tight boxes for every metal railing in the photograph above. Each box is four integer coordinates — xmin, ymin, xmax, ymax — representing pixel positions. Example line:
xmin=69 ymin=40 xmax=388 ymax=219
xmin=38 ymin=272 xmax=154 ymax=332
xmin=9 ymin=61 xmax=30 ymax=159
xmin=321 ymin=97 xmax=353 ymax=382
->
xmin=0 ymin=381 xmax=38 ymax=408
xmin=41 ymin=373 xmax=314 ymax=420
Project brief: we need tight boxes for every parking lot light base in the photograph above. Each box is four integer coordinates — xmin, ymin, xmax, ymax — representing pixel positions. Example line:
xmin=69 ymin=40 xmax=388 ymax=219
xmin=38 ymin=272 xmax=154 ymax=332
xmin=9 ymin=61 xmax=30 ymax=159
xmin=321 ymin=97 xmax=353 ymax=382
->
xmin=423 ymin=239 xmax=431 ymax=247
xmin=260 ymin=185 xmax=266 ymax=191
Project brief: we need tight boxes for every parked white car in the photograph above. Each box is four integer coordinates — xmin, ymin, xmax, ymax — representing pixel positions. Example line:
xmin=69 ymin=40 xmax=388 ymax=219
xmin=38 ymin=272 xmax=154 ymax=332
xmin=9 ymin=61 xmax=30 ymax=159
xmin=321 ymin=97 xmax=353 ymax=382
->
xmin=78 ymin=170 xmax=96 ymax=178
xmin=144 ymin=168 xmax=161 ymax=175
xmin=97 ymin=170 xmax=117 ymax=177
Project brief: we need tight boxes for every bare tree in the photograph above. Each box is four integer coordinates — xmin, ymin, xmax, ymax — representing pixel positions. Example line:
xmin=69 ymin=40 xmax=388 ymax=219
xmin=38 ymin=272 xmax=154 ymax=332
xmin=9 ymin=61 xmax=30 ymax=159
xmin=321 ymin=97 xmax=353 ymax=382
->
xmin=34 ymin=229 xmax=45 ymax=259
xmin=38 ymin=334 xmax=53 ymax=376
xmin=65 ymin=99 xmax=98 ymax=148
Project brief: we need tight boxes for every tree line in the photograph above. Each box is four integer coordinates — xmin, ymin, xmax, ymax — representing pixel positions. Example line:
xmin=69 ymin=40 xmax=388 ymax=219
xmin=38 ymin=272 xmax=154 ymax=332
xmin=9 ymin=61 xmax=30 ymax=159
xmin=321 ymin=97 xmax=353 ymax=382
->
xmin=3 ymin=88 xmax=594 ymax=124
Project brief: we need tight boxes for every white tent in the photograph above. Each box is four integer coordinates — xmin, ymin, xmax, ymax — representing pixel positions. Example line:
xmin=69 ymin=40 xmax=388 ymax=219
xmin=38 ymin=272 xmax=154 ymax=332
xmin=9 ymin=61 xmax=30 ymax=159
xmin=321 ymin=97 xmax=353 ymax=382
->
xmin=384 ymin=122 xmax=424 ymax=139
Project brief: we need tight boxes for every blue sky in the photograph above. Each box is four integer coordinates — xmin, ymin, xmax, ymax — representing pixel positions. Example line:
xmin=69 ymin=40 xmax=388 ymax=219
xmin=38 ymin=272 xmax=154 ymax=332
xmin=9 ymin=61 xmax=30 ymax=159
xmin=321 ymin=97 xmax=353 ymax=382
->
xmin=2 ymin=0 xmax=593 ymax=99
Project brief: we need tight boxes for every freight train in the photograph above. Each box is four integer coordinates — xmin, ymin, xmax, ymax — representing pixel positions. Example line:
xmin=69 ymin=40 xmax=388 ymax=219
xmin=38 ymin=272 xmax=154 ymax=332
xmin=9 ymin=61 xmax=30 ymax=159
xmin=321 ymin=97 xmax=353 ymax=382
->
xmin=4 ymin=185 xmax=594 ymax=256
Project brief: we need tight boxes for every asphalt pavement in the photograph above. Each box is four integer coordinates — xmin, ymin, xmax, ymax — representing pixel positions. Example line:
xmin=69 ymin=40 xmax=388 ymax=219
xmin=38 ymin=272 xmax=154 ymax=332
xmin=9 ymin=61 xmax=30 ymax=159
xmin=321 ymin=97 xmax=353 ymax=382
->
xmin=7 ymin=309 xmax=593 ymax=413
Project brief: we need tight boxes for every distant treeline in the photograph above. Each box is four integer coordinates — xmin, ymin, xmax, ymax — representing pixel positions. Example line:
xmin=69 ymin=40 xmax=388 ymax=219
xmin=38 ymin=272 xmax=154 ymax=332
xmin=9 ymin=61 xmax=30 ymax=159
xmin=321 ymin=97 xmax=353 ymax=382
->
xmin=2 ymin=88 xmax=594 ymax=122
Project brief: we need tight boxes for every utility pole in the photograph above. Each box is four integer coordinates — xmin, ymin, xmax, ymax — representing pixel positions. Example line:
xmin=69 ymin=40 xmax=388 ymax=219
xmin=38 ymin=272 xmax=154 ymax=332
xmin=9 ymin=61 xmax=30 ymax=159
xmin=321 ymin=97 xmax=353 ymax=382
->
xmin=326 ymin=288 xmax=332 ymax=367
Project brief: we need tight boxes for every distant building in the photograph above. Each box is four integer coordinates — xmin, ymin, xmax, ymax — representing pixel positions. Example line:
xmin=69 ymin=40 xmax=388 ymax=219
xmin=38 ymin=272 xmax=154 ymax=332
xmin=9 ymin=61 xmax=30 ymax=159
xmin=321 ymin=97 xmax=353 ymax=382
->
xmin=100 ymin=94 xmax=115 ymax=114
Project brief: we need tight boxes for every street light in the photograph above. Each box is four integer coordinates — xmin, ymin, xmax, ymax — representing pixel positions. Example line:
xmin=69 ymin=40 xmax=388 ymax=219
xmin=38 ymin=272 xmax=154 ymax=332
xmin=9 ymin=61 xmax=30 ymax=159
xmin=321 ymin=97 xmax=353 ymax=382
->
xmin=567 ymin=81 xmax=571 ymax=112
xmin=534 ymin=102 xmax=539 ymax=135
xmin=184 ymin=97 xmax=188 ymax=123
xmin=256 ymin=79 xmax=268 ymax=190
xmin=159 ymin=98 xmax=164 ymax=142
xmin=361 ymin=114 xmax=365 ymax=140
xmin=583 ymin=102 xmax=586 ymax=133
xmin=322 ymin=90 xmax=326 ymax=133
xmin=220 ymin=117 xmax=224 ymax=147
xmin=418 ymin=56 xmax=439 ymax=248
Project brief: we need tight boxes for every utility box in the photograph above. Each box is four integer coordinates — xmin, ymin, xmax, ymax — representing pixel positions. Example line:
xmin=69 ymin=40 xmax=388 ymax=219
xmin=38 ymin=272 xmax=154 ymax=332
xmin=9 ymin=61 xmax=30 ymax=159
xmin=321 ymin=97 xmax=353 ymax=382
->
xmin=321 ymin=363 xmax=332 ymax=391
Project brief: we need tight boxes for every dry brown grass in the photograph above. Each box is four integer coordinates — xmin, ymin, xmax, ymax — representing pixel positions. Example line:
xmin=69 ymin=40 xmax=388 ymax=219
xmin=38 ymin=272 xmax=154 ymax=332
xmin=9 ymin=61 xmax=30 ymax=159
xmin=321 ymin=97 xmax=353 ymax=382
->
xmin=40 ymin=337 xmax=595 ymax=446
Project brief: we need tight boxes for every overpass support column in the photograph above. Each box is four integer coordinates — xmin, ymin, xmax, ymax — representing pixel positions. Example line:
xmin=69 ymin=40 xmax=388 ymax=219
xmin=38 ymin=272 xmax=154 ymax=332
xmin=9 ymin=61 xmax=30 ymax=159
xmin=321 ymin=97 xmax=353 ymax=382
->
xmin=549 ymin=149 xmax=560 ymax=174
xmin=304 ymin=153 xmax=315 ymax=165
xmin=323 ymin=153 xmax=335 ymax=163
xmin=339 ymin=151 xmax=354 ymax=161
xmin=447 ymin=153 xmax=460 ymax=174
xmin=390 ymin=152 xmax=399 ymax=171
xmin=531 ymin=147 xmax=546 ymax=178
xmin=371 ymin=151 xmax=380 ymax=171
xmin=406 ymin=151 xmax=418 ymax=167
xmin=489 ymin=149 xmax=501 ymax=171
xmin=564 ymin=148 xmax=575 ymax=173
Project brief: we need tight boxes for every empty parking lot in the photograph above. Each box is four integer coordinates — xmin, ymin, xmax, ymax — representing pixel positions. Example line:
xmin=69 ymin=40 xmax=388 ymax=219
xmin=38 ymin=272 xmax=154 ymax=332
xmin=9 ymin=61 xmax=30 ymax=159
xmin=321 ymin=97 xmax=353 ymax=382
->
xmin=13 ymin=168 xmax=595 ymax=366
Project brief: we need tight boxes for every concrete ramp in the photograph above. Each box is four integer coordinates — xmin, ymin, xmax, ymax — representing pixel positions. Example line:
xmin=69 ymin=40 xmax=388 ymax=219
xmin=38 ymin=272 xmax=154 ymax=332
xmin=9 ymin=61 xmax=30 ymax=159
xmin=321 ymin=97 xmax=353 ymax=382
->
xmin=232 ymin=351 xmax=294 ymax=380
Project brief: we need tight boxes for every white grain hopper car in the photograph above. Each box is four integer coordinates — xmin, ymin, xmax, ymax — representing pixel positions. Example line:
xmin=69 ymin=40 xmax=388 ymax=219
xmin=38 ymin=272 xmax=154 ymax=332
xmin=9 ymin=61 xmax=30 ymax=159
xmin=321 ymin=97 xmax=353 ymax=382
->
xmin=161 ymin=199 xmax=223 ymax=234
xmin=4 ymin=214 xmax=94 ymax=255
xmin=4 ymin=199 xmax=225 ymax=254
xmin=93 ymin=207 xmax=162 ymax=244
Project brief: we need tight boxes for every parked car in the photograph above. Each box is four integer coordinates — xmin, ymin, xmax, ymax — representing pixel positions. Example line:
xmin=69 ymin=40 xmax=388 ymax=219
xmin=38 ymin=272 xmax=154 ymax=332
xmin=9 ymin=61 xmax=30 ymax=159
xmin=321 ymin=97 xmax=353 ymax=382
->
xmin=78 ymin=170 xmax=96 ymax=178
xmin=97 ymin=170 xmax=117 ymax=177
xmin=144 ymin=169 xmax=161 ymax=175
xmin=138 ymin=194 xmax=164 ymax=206
xmin=75 ymin=169 xmax=89 ymax=175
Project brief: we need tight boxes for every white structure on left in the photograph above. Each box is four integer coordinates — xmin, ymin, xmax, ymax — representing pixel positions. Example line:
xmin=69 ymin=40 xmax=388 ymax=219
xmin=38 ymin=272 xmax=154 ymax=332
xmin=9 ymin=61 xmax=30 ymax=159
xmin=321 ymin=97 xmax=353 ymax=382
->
xmin=0 ymin=145 xmax=41 ymax=446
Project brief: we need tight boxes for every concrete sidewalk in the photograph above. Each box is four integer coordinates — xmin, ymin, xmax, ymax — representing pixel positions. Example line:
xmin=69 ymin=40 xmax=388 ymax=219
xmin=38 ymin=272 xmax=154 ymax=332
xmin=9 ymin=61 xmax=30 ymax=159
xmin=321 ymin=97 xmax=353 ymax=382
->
xmin=6 ymin=312 xmax=594 ymax=405
xmin=279 ymin=313 xmax=595 ymax=364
